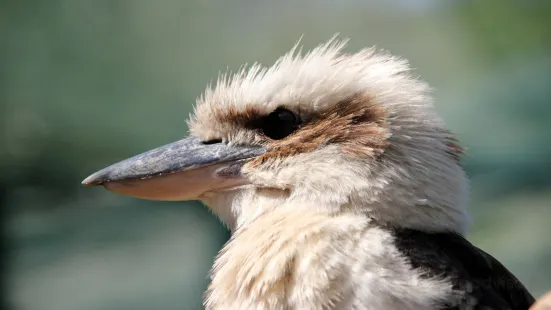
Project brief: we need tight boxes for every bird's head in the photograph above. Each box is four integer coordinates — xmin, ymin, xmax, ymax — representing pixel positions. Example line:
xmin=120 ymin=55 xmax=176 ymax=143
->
xmin=83 ymin=38 xmax=469 ymax=233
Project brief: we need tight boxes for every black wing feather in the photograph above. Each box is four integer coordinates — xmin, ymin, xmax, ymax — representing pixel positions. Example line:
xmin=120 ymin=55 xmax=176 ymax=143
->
xmin=392 ymin=228 xmax=535 ymax=310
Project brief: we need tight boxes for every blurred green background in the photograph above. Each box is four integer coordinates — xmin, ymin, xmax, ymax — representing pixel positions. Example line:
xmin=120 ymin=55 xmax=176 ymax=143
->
xmin=2 ymin=1 xmax=550 ymax=309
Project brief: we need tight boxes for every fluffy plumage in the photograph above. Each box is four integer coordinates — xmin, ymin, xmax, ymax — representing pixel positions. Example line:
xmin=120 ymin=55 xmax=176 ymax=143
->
xmin=189 ymin=38 xmax=533 ymax=309
xmin=206 ymin=210 xmax=454 ymax=310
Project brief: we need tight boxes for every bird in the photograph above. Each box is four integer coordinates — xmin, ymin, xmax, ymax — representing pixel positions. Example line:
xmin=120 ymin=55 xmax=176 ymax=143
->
xmin=83 ymin=38 xmax=535 ymax=310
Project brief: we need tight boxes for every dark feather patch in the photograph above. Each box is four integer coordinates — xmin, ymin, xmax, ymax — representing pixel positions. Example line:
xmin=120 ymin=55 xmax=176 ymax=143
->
xmin=391 ymin=228 xmax=535 ymax=310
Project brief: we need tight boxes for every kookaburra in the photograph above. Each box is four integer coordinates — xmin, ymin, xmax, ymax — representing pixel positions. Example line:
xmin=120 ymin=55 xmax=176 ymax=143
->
xmin=83 ymin=38 xmax=535 ymax=310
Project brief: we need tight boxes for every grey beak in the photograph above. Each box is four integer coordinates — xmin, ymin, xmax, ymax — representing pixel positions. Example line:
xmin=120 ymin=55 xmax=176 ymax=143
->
xmin=82 ymin=136 xmax=266 ymax=186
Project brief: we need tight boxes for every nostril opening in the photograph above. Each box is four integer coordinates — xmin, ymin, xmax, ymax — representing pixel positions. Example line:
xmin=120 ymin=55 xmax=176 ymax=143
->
xmin=202 ymin=139 xmax=222 ymax=145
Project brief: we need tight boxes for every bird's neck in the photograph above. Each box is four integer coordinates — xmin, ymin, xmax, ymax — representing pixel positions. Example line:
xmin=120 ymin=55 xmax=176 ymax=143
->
xmin=204 ymin=209 xmax=371 ymax=310
xmin=201 ymin=186 xmax=470 ymax=234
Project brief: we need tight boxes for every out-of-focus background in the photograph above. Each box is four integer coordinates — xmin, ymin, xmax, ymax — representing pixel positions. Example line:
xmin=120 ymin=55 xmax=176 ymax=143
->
xmin=2 ymin=1 xmax=550 ymax=309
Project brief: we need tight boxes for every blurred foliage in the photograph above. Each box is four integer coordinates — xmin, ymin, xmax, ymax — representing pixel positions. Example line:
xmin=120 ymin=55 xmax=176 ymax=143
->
xmin=2 ymin=1 xmax=551 ymax=309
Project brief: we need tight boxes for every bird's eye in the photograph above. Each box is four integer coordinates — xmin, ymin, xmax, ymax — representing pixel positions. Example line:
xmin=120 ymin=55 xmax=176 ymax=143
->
xmin=262 ymin=108 xmax=300 ymax=140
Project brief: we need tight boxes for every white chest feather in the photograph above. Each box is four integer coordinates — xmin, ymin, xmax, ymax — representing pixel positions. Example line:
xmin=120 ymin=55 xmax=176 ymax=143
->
xmin=204 ymin=210 xmax=454 ymax=310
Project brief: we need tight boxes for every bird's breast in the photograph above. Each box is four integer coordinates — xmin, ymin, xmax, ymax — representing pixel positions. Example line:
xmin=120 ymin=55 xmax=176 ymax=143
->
xmin=204 ymin=209 xmax=454 ymax=310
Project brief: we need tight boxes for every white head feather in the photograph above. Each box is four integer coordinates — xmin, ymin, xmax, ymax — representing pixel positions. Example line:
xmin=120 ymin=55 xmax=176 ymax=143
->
xmin=189 ymin=37 xmax=470 ymax=234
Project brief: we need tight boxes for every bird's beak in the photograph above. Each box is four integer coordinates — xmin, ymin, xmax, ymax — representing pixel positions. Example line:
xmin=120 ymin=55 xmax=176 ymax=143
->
xmin=82 ymin=136 xmax=266 ymax=201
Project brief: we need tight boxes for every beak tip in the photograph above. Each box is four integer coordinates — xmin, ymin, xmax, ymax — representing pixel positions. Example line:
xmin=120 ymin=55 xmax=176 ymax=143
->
xmin=81 ymin=173 xmax=105 ymax=187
